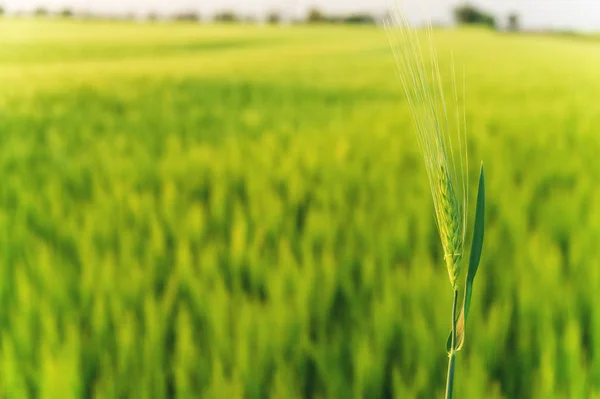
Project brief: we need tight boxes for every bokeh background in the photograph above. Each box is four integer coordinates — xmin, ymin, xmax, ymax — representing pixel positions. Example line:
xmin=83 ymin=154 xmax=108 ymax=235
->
xmin=0 ymin=1 xmax=599 ymax=398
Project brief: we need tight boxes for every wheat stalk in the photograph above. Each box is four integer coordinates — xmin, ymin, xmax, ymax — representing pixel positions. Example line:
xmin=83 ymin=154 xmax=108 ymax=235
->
xmin=384 ymin=3 xmax=487 ymax=399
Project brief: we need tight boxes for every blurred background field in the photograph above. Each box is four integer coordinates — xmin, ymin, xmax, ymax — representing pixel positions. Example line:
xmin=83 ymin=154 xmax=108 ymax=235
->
xmin=0 ymin=6 xmax=600 ymax=398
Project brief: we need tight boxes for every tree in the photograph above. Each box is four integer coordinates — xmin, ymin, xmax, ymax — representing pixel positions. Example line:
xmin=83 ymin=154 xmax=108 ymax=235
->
xmin=267 ymin=11 xmax=281 ymax=25
xmin=60 ymin=8 xmax=73 ymax=18
xmin=34 ymin=7 xmax=49 ymax=17
xmin=307 ymin=7 xmax=325 ymax=23
xmin=454 ymin=4 xmax=496 ymax=29
xmin=173 ymin=10 xmax=200 ymax=22
xmin=507 ymin=13 xmax=520 ymax=32
xmin=214 ymin=10 xmax=238 ymax=23
xmin=0 ymin=6 xmax=4 ymax=16
xmin=342 ymin=13 xmax=376 ymax=25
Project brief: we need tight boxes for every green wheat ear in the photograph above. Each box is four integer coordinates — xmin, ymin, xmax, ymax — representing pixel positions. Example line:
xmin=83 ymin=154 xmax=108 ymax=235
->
xmin=384 ymin=4 xmax=469 ymax=290
xmin=385 ymin=3 xmax=486 ymax=399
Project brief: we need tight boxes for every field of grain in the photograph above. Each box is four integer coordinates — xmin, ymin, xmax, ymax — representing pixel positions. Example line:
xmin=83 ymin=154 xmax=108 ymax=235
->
xmin=0 ymin=18 xmax=600 ymax=398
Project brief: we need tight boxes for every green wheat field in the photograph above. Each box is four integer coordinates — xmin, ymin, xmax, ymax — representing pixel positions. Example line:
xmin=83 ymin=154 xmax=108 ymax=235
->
xmin=0 ymin=18 xmax=600 ymax=398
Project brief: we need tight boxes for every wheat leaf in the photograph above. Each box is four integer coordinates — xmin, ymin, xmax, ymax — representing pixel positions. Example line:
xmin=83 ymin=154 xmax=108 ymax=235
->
xmin=447 ymin=163 xmax=485 ymax=352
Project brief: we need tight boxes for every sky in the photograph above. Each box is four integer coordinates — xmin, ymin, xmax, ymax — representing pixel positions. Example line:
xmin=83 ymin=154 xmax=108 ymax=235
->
xmin=3 ymin=0 xmax=600 ymax=32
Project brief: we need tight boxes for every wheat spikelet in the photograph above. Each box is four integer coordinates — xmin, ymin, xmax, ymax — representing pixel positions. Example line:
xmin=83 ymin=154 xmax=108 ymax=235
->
xmin=385 ymin=2 xmax=468 ymax=288
xmin=438 ymin=164 xmax=463 ymax=287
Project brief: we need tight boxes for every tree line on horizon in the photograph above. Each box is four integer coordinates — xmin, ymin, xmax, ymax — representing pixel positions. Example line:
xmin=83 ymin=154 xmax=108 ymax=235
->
xmin=0 ymin=3 xmax=520 ymax=31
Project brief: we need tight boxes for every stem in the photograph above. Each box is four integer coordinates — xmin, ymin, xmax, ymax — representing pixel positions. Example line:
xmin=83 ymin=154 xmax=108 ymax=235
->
xmin=445 ymin=289 xmax=458 ymax=399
